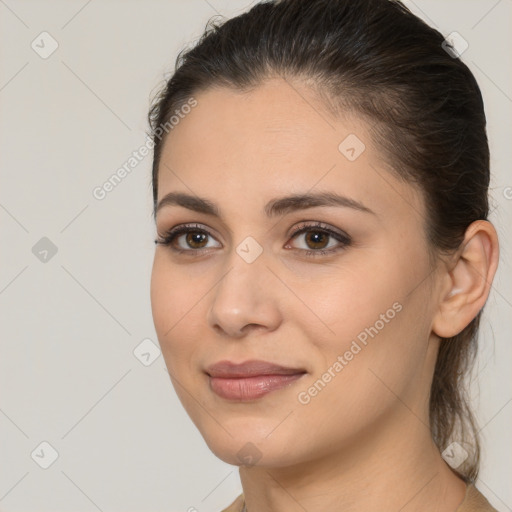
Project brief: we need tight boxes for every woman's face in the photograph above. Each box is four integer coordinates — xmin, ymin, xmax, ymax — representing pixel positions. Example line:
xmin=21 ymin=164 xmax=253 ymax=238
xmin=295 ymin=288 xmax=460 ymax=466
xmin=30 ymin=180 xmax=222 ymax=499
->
xmin=150 ymin=78 xmax=443 ymax=468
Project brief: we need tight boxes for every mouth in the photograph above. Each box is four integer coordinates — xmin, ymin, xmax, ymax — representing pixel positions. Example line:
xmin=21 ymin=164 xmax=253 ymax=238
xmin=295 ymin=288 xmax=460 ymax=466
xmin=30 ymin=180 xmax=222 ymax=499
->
xmin=205 ymin=359 xmax=307 ymax=401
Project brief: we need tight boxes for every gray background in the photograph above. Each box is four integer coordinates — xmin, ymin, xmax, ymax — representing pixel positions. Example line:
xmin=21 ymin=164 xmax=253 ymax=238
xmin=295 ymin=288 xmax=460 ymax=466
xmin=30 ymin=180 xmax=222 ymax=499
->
xmin=1 ymin=0 xmax=511 ymax=511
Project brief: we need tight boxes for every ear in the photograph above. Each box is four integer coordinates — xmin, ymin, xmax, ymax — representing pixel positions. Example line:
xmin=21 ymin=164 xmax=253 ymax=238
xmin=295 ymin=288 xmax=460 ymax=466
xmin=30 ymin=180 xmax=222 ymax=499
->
xmin=432 ymin=220 xmax=500 ymax=338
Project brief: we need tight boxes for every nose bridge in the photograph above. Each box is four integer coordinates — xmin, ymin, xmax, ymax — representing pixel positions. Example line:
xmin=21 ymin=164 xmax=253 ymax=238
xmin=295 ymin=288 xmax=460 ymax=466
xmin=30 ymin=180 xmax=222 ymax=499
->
xmin=207 ymin=234 xmax=280 ymax=336
xmin=216 ymin=234 xmax=268 ymax=307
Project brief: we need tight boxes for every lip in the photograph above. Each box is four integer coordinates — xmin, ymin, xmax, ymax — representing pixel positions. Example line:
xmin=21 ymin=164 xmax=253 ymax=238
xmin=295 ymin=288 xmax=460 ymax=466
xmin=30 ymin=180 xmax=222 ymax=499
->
xmin=206 ymin=359 xmax=306 ymax=378
xmin=205 ymin=359 xmax=307 ymax=401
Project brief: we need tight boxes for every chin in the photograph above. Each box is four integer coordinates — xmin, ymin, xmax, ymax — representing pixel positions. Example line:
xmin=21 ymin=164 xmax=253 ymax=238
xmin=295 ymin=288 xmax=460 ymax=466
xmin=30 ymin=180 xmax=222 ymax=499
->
xmin=201 ymin=429 xmax=302 ymax=468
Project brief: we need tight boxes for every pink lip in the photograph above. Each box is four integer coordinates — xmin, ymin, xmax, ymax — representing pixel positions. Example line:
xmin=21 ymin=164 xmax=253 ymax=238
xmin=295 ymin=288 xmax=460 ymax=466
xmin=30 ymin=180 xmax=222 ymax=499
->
xmin=205 ymin=359 xmax=307 ymax=401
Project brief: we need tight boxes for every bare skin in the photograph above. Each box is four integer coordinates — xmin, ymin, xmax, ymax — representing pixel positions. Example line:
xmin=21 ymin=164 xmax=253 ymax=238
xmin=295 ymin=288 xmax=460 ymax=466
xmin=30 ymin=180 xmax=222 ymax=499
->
xmin=150 ymin=77 xmax=499 ymax=512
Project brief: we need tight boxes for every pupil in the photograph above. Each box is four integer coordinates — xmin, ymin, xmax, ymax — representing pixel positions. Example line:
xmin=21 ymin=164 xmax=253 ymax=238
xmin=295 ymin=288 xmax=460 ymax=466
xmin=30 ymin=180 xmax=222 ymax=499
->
xmin=184 ymin=230 xmax=329 ymax=250
xmin=187 ymin=232 xmax=206 ymax=248
xmin=307 ymin=231 xmax=328 ymax=249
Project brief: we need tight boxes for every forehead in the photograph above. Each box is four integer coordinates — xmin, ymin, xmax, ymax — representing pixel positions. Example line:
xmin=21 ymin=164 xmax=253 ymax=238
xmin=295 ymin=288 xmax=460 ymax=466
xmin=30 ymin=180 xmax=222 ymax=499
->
xmin=162 ymin=78 xmax=348 ymax=170
xmin=157 ymin=78 xmax=424 ymax=224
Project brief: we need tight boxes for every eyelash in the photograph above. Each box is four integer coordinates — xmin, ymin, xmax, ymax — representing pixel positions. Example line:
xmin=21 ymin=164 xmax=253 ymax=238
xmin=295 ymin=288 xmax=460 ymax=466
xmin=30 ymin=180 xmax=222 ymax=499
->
xmin=154 ymin=221 xmax=351 ymax=259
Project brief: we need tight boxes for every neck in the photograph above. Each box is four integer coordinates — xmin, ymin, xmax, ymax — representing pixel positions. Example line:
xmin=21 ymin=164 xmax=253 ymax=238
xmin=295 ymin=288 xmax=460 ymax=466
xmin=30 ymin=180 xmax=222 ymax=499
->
xmin=239 ymin=407 xmax=467 ymax=512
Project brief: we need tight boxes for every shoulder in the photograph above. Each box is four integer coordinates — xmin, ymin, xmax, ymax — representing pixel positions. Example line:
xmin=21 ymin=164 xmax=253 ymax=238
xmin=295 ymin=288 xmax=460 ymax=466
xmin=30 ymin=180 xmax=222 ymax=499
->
xmin=220 ymin=493 xmax=244 ymax=512
xmin=218 ymin=486 xmax=498 ymax=512
xmin=456 ymin=484 xmax=498 ymax=512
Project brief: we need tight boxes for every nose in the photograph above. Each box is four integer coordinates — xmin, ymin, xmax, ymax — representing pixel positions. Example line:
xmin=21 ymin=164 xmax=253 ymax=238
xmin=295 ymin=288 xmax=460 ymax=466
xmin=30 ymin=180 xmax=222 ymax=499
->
xmin=206 ymin=249 xmax=282 ymax=339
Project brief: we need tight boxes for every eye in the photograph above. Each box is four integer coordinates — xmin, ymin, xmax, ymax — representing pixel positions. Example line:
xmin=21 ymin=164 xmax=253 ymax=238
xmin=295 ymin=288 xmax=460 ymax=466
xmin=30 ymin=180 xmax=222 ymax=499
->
xmin=154 ymin=221 xmax=351 ymax=258
xmin=155 ymin=223 xmax=221 ymax=255
xmin=285 ymin=221 xmax=351 ymax=257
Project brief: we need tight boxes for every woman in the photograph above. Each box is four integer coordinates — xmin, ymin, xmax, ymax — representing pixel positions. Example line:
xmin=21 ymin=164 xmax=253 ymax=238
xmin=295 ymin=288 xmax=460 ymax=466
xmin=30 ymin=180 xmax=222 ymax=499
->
xmin=148 ymin=0 xmax=500 ymax=510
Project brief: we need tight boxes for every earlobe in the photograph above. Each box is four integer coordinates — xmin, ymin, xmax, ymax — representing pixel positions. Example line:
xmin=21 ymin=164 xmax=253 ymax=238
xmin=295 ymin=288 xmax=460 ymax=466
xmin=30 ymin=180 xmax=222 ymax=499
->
xmin=432 ymin=220 xmax=499 ymax=339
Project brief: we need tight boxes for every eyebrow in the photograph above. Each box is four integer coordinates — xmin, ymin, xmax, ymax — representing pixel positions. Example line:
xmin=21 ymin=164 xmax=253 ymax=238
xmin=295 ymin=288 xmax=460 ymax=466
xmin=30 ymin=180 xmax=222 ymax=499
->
xmin=154 ymin=191 xmax=376 ymax=219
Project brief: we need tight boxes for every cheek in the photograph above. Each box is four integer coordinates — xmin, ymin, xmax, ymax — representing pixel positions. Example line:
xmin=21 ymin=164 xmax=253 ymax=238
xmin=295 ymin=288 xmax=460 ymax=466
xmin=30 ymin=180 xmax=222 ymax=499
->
xmin=307 ymin=268 xmax=431 ymax=409
xmin=150 ymin=262 xmax=209 ymax=432
xmin=296 ymin=258 xmax=422 ymax=396
xmin=150 ymin=257 xmax=194 ymax=361
xmin=150 ymin=258 xmax=170 ymax=336
xmin=300 ymin=260 xmax=404 ymax=350
xmin=151 ymin=253 xmax=199 ymax=330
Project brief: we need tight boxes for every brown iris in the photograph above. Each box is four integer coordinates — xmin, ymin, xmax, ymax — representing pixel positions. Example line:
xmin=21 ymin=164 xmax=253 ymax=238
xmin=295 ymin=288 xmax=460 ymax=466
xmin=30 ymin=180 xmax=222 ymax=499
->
xmin=304 ymin=230 xmax=329 ymax=250
xmin=186 ymin=231 xmax=208 ymax=249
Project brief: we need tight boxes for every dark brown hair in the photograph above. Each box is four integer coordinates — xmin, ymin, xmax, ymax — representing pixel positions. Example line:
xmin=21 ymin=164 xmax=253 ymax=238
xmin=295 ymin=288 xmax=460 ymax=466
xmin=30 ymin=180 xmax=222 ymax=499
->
xmin=148 ymin=0 xmax=490 ymax=482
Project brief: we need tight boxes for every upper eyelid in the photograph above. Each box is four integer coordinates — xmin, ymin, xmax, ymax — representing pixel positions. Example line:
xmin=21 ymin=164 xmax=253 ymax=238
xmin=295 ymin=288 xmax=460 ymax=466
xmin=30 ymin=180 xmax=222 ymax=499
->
xmin=290 ymin=221 xmax=349 ymax=238
xmin=160 ymin=221 xmax=344 ymax=236
xmin=160 ymin=221 xmax=349 ymax=246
